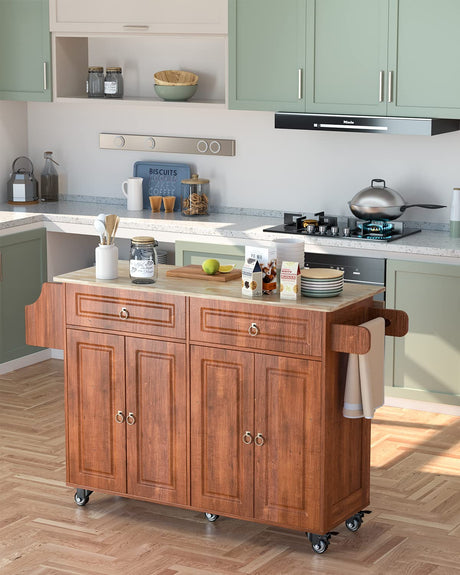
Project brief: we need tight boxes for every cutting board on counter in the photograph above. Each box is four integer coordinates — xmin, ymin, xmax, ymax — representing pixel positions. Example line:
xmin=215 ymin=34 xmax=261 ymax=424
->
xmin=166 ymin=265 xmax=242 ymax=282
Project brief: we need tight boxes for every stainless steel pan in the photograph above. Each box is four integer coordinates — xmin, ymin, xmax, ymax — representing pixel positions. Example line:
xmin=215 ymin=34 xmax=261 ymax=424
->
xmin=349 ymin=179 xmax=446 ymax=221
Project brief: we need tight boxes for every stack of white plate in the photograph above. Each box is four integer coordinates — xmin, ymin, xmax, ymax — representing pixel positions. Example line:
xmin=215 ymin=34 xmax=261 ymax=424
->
xmin=300 ymin=268 xmax=344 ymax=298
xmin=273 ymin=237 xmax=305 ymax=269
xmin=157 ymin=249 xmax=168 ymax=264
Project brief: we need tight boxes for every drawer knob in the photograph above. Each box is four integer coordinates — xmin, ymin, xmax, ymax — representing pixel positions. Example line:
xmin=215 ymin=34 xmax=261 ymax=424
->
xmin=126 ymin=412 xmax=136 ymax=425
xmin=248 ymin=323 xmax=259 ymax=337
xmin=119 ymin=307 xmax=129 ymax=320
xmin=242 ymin=431 xmax=253 ymax=445
xmin=255 ymin=433 xmax=265 ymax=447
xmin=115 ymin=410 xmax=125 ymax=424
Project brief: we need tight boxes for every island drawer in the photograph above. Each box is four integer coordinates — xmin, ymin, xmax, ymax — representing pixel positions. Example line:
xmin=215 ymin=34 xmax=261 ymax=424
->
xmin=65 ymin=284 xmax=186 ymax=339
xmin=189 ymin=298 xmax=322 ymax=357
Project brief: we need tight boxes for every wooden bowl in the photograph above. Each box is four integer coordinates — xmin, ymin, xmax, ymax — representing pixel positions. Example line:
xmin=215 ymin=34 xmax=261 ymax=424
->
xmin=154 ymin=70 xmax=199 ymax=86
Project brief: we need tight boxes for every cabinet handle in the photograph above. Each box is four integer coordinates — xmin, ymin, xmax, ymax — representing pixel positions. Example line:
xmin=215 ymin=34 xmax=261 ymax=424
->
xmin=0 ymin=251 xmax=2 ymax=282
xmin=298 ymin=68 xmax=303 ymax=100
xmin=388 ymin=70 xmax=393 ymax=103
xmin=123 ymin=25 xmax=149 ymax=30
xmin=255 ymin=433 xmax=265 ymax=447
xmin=379 ymin=70 xmax=384 ymax=103
xmin=242 ymin=431 xmax=253 ymax=445
xmin=126 ymin=412 xmax=136 ymax=425
xmin=115 ymin=410 xmax=125 ymax=423
xmin=119 ymin=307 xmax=129 ymax=320
xmin=248 ymin=323 xmax=259 ymax=337
xmin=43 ymin=62 xmax=47 ymax=91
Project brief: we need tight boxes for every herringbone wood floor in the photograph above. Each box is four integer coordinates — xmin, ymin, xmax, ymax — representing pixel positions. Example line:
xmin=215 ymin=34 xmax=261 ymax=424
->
xmin=0 ymin=360 xmax=459 ymax=574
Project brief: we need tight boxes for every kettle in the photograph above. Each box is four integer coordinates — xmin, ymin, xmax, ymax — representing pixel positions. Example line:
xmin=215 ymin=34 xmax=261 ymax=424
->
xmin=7 ymin=156 xmax=39 ymax=204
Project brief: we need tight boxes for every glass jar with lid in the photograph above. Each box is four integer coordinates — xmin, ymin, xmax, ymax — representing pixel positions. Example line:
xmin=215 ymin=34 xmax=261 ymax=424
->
xmin=87 ymin=66 xmax=104 ymax=98
xmin=104 ymin=67 xmax=124 ymax=98
xmin=181 ymin=173 xmax=209 ymax=216
xmin=129 ymin=237 xmax=158 ymax=284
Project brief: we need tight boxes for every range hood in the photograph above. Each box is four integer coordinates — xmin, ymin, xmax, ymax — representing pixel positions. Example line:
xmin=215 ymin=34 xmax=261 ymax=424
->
xmin=275 ymin=112 xmax=460 ymax=136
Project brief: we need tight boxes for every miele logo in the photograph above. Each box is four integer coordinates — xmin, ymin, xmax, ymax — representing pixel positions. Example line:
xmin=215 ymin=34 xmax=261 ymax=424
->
xmin=343 ymin=120 xmax=355 ymax=125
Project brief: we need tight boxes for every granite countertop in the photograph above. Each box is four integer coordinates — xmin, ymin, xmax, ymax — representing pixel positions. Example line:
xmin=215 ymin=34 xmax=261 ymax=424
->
xmin=1 ymin=200 xmax=460 ymax=263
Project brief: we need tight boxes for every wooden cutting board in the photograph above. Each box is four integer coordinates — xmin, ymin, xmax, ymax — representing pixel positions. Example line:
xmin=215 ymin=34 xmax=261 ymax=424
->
xmin=166 ymin=265 xmax=241 ymax=282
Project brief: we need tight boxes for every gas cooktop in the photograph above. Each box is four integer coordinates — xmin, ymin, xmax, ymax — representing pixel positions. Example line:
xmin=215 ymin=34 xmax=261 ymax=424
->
xmin=263 ymin=212 xmax=421 ymax=242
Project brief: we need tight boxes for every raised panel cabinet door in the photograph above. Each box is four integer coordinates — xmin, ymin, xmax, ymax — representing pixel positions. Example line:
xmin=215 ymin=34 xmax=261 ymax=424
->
xmin=66 ymin=329 xmax=127 ymax=492
xmin=0 ymin=0 xmax=51 ymax=101
xmin=306 ymin=0 xmax=389 ymax=115
xmin=254 ymin=355 xmax=320 ymax=530
xmin=125 ymin=338 xmax=188 ymax=505
xmin=229 ymin=0 xmax=306 ymax=111
xmin=190 ymin=345 xmax=254 ymax=517
xmin=388 ymin=0 xmax=460 ymax=118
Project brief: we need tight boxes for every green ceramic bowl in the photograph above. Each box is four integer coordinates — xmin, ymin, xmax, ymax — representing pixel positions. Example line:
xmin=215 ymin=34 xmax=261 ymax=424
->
xmin=154 ymin=83 xmax=198 ymax=101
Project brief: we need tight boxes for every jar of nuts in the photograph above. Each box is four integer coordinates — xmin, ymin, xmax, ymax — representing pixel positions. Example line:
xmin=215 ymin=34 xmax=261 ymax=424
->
xmin=181 ymin=173 xmax=209 ymax=216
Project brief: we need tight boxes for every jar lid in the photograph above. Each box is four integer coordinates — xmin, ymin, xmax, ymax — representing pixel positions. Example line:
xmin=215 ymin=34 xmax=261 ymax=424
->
xmin=131 ymin=236 xmax=156 ymax=244
xmin=106 ymin=67 xmax=122 ymax=73
xmin=88 ymin=66 xmax=104 ymax=72
xmin=181 ymin=173 xmax=209 ymax=185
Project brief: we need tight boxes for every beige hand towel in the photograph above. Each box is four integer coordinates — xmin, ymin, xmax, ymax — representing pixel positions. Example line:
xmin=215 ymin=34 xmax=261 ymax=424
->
xmin=343 ymin=317 xmax=385 ymax=419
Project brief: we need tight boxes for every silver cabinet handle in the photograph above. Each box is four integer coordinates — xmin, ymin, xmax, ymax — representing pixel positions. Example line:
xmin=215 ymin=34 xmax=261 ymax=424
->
xmin=0 ymin=251 xmax=2 ymax=282
xmin=255 ymin=433 xmax=265 ymax=447
xmin=119 ymin=307 xmax=129 ymax=320
xmin=242 ymin=431 xmax=253 ymax=445
xmin=115 ymin=410 xmax=125 ymax=423
xmin=126 ymin=412 xmax=136 ymax=425
xmin=379 ymin=70 xmax=384 ymax=103
xmin=43 ymin=62 xmax=47 ymax=91
xmin=248 ymin=323 xmax=259 ymax=337
xmin=298 ymin=68 xmax=303 ymax=100
xmin=388 ymin=70 xmax=393 ymax=103
xmin=123 ymin=25 xmax=149 ymax=30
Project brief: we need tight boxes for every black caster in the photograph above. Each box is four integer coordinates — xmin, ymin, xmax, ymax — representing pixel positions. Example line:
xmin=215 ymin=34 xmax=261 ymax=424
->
xmin=345 ymin=510 xmax=371 ymax=532
xmin=306 ymin=531 xmax=338 ymax=554
xmin=204 ymin=512 xmax=219 ymax=522
xmin=74 ymin=489 xmax=93 ymax=507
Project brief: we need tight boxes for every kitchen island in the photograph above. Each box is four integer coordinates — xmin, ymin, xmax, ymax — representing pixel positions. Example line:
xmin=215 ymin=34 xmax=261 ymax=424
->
xmin=25 ymin=262 xmax=407 ymax=554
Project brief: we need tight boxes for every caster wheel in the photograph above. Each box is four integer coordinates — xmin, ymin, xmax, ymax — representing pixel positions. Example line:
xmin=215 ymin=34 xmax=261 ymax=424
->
xmin=74 ymin=492 xmax=89 ymax=506
xmin=205 ymin=513 xmax=219 ymax=522
xmin=345 ymin=517 xmax=361 ymax=532
xmin=312 ymin=539 xmax=328 ymax=554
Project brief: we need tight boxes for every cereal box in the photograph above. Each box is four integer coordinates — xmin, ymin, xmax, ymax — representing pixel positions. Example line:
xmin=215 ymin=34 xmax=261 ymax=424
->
xmin=280 ymin=261 xmax=301 ymax=300
xmin=245 ymin=246 xmax=277 ymax=294
xmin=241 ymin=257 xmax=262 ymax=297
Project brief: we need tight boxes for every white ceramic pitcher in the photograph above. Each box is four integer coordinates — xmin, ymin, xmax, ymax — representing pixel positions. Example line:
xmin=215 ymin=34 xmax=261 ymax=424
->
xmin=122 ymin=177 xmax=143 ymax=211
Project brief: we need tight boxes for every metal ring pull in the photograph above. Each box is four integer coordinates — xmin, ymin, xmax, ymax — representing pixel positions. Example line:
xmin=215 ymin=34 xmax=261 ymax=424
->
xmin=242 ymin=431 xmax=253 ymax=445
xmin=126 ymin=412 xmax=136 ymax=425
xmin=248 ymin=323 xmax=259 ymax=337
xmin=119 ymin=307 xmax=129 ymax=320
xmin=115 ymin=410 xmax=125 ymax=424
xmin=254 ymin=433 xmax=265 ymax=447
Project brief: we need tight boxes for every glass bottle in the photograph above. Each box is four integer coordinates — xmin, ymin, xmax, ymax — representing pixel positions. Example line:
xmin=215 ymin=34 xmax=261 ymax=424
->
xmin=40 ymin=151 xmax=59 ymax=202
xmin=87 ymin=66 xmax=104 ymax=98
xmin=181 ymin=173 xmax=210 ymax=215
xmin=104 ymin=67 xmax=124 ymax=98
xmin=129 ymin=237 xmax=159 ymax=284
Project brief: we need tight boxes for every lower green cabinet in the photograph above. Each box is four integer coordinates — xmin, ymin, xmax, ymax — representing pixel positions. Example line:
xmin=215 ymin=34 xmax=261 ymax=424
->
xmin=385 ymin=259 xmax=460 ymax=406
xmin=0 ymin=228 xmax=47 ymax=363
xmin=175 ymin=241 xmax=246 ymax=268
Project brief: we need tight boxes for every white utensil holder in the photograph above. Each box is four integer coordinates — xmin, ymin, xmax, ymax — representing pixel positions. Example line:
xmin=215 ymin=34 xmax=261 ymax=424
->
xmin=95 ymin=244 xmax=118 ymax=279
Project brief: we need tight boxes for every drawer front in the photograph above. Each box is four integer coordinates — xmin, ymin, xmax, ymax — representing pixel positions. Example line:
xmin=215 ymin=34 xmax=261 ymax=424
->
xmin=65 ymin=284 xmax=185 ymax=339
xmin=190 ymin=298 xmax=322 ymax=357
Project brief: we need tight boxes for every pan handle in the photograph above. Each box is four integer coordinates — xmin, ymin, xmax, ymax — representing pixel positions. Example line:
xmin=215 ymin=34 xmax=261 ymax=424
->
xmin=400 ymin=204 xmax=446 ymax=212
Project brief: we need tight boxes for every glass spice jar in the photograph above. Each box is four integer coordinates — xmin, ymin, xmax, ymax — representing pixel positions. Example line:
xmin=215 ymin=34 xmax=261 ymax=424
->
xmin=104 ymin=67 xmax=124 ymax=98
xmin=181 ymin=173 xmax=209 ymax=216
xmin=87 ymin=66 xmax=104 ymax=98
xmin=129 ymin=236 xmax=158 ymax=284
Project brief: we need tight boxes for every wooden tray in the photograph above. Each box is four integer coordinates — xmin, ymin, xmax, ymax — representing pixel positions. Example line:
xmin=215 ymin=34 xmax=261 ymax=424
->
xmin=166 ymin=265 xmax=241 ymax=282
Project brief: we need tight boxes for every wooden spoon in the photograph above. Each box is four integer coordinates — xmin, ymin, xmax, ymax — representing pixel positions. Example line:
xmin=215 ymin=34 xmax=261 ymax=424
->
xmin=105 ymin=214 xmax=118 ymax=245
xmin=111 ymin=216 xmax=120 ymax=244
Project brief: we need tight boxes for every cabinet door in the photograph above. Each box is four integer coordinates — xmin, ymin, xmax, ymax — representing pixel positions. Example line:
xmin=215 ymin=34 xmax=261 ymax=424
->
xmin=306 ymin=0 xmax=389 ymax=115
xmin=388 ymin=0 xmax=460 ymax=118
xmin=190 ymin=345 xmax=254 ymax=517
xmin=385 ymin=260 xmax=460 ymax=406
xmin=126 ymin=338 xmax=187 ymax=505
xmin=66 ymin=329 xmax=127 ymax=492
xmin=229 ymin=0 xmax=306 ymax=112
xmin=0 ymin=0 xmax=51 ymax=101
xmin=0 ymin=228 xmax=47 ymax=363
xmin=254 ymin=355 xmax=320 ymax=530
xmin=175 ymin=240 xmax=245 ymax=268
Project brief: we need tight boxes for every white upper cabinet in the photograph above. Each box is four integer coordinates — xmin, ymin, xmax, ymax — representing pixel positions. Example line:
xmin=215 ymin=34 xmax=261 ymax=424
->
xmin=50 ymin=0 xmax=228 ymax=34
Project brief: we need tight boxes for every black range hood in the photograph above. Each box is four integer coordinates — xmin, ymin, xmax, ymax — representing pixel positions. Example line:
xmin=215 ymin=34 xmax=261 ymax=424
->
xmin=275 ymin=112 xmax=460 ymax=136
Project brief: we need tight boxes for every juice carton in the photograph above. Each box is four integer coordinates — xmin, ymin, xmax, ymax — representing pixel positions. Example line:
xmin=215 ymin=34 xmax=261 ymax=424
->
xmin=245 ymin=245 xmax=277 ymax=294
xmin=280 ymin=261 xmax=301 ymax=300
xmin=241 ymin=257 xmax=262 ymax=297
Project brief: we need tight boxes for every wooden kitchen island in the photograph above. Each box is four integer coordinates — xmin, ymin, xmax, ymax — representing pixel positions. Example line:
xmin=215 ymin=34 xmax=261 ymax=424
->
xmin=25 ymin=263 xmax=407 ymax=554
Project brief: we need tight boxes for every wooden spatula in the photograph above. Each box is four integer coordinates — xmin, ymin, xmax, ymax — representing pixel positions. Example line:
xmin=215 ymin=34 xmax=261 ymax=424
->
xmin=105 ymin=214 xmax=118 ymax=245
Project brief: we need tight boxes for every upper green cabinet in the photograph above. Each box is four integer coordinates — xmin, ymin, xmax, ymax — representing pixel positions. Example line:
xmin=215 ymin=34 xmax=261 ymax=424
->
xmin=0 ymin=0 xmax=51 ymax=101
xmin=228 ymin=0 xmax=306 ymax=112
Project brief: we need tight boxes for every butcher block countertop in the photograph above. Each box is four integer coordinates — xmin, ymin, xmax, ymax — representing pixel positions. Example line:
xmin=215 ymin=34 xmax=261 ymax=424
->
xmin=54 ymin=262 xmax=384 ymax=313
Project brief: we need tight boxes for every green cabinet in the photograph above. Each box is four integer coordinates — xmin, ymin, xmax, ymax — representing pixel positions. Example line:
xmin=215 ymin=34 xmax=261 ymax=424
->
xmin=0 ymin=228 xmax=47 ymax=363
xmin=385 ymin=260 xmax=460 ymax=406
xmin=0 ymin=0 xmax=51 ymax=102
xmin=228 ymin=0 xmax=306 ymax=112
xmin=175 ymin=241 xmax=245 ymax=267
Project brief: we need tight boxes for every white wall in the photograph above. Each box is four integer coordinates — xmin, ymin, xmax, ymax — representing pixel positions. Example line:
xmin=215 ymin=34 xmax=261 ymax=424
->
xmin=0 ymin=101 xmax=28 ymax=203
xmin=26 ymin=101 xmax=460 ymax=224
